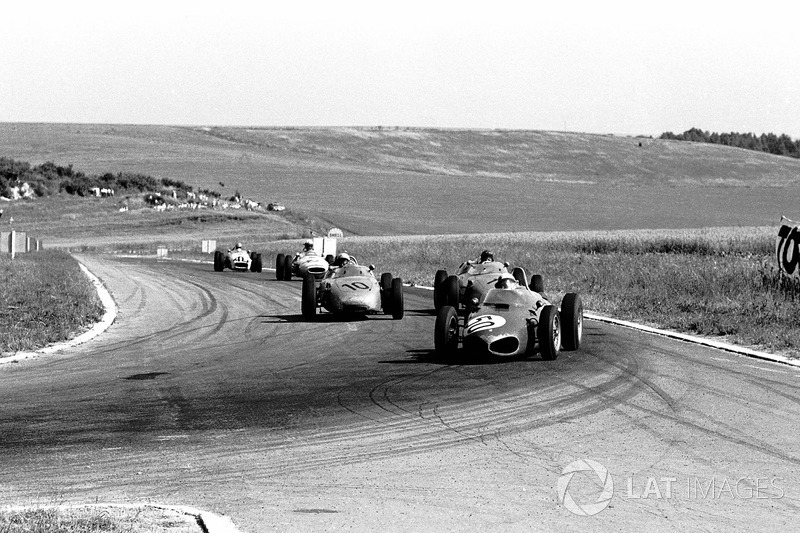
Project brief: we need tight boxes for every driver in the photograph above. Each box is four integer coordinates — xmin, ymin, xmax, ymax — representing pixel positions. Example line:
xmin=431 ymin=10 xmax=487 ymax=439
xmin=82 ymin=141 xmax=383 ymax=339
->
xmin=332 ymin=252 xmax=352 ymax=267
xmin=232 ymin=242 xmax=244 ymax=251
xmin=296 ymin=240 xmax=317 ymax=257
xmin=479 ymin=250 xmax=494 ymax=263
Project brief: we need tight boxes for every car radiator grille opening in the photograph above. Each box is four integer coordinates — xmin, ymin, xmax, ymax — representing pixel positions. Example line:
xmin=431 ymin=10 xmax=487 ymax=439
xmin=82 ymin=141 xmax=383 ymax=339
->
xmin=489 ymin=337 xmax=519 ymax=355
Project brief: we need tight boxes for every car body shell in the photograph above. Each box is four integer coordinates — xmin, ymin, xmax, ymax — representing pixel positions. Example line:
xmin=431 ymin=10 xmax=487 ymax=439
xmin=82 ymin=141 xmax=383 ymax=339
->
xmin=292 ymin=252 xmax=330 ymax=279
xmin=317 ymin=264 xmax=383 ymax=314
xmin=226 ymin=249 xmax=252 ymax=271
xmin=462 ymin=285 xmax=550 ymax=357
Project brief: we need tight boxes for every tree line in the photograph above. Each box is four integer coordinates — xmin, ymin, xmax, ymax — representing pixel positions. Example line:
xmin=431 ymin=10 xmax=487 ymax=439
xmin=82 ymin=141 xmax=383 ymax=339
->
xmin=0 ymin=157 xmax=219 ymax=199
xmin=660 ymin=128 xmax=800 ymax=159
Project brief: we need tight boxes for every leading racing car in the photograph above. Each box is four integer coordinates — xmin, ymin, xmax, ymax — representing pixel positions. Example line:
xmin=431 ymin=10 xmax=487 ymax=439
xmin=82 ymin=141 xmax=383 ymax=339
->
xmin=214 ymin=244 xmax=263 ymax=273
xmin=301 ymin=253 xmax=404 ymax=320
xmin=434 ymin=272 xmax=582 ymax=360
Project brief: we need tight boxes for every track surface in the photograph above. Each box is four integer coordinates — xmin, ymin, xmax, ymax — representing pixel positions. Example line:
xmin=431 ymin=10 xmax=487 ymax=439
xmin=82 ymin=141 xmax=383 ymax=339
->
xmin=1 ymin=256 xmax=799 ymax=531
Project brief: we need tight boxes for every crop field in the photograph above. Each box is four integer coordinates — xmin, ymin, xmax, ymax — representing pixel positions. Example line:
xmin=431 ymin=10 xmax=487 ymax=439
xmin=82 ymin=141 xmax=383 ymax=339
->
xmin=2 ymin=123 xmax=800 ymax=237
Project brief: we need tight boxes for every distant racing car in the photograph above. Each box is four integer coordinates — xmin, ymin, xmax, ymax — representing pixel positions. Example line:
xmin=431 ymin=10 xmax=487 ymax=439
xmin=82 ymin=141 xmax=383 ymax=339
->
xmin=433 ymin=254 xmax=540 ymax=312
xmin=435 ymin=273 xmax=582 ymax=360
xmin=276 ymin=238 xmax=338 ymax=281
xmin=301 ymin=254 xmax=404 ymax=320
xmin=214 ymin=245 xmax=263 ymax=273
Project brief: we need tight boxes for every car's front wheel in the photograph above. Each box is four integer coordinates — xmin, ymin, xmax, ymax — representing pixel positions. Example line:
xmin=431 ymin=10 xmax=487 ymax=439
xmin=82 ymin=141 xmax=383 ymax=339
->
xmin=390 ymin=278 xmax=404 ymax=320
xmin=435 ymin=306 xmax=459 ymax=357
xmin=538 ymin=305 xmax=561 ymax=360
xmin=301 ymin=274 xmax=317 ymax=319
xmin=275 ymin=254 xmax=285 ymax=280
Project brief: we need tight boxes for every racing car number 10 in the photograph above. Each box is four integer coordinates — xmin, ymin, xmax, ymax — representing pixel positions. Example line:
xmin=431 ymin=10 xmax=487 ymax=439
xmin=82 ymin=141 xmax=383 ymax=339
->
xmin=464 ymin=315 xmax=506 ymax=335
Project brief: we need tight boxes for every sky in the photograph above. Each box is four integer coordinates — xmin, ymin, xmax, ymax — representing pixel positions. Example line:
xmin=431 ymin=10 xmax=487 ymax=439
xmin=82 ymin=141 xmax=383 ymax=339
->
xmin=1 ymin=0 xmax=799 ymax=137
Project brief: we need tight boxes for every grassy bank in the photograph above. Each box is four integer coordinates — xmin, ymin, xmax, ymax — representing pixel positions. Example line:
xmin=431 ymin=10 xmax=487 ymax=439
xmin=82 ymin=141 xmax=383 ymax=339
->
xmin=239 ymin=227 xmax=797 ymax=356
xmin=0 ymin=250 xmax=103 ymax=354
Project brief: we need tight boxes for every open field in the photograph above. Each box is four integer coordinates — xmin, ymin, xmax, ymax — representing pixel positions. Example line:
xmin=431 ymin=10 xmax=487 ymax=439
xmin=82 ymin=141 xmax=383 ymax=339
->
xmin=2 ymin=123 xmax=800 ymax=236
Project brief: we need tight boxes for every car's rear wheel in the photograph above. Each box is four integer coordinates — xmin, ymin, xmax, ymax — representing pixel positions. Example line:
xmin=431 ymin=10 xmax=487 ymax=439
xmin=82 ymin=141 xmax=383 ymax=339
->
xmin=380 ymin=273 xmax=393 ymax=312
xmin=213 ymin=251 xmax=224 ymax=272
xmin=435 ymin=306 xmax=459 ymax=357
xmin=301 ymin=274 xmax=317 ymax=319
xmin=433 ymin=269 xmax=448 ymax=309
xmin=275 ymin=254 xmax=285 ymax=280
xmin=391 ymin=278 xmax=404 ymax=320
xmin=251 ymin=253 xmax=262 ymax=272
xmin=530 ymin=274 xmax=544 ymax=294
xmin=560 ymin=293 xmax=583 ymax=351
xmin=444 ymin=275 xmax=460 ymax=309
xmin=511 ymin=267 xmax=527 ymax=287
xmin=538 ymin=305 xmax=561 ymax=360
xmin=283 ymin=254 xmax=293 ymax=281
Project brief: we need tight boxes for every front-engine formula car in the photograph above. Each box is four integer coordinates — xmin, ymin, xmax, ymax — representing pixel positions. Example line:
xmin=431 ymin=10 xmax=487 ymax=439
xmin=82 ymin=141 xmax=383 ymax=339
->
xmin=214 ymin=245 xmax=262 ymax=273
xmin=301 ymin=258 xmax=404 ymax=320
xmin=276 ymin=238 xmax=337 ymax=281
xmin=434 ymin=274 xmax=582 ymax=360
xmin=433 ymin=259 xmax=540 ymax=312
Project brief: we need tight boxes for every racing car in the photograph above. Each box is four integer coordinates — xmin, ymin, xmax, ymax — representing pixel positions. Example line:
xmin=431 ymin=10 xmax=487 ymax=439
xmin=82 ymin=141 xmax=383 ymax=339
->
xmin=433 ymin=253 xmax=541 ymax=312
xmin=276 ymin=238 xmax=337 ymax=281
xmin=214 ymin=244 xmax=263 ymax=273
xmin=301 ymin=254 xmax=404 ymax=320
xmin=434 ymin=273 xmax=582 ymax=360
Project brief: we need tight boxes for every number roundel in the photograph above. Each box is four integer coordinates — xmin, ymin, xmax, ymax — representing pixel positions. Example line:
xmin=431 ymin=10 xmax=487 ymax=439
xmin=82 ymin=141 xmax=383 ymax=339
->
xmin=464 ymin=314 xmax=506 ymax=335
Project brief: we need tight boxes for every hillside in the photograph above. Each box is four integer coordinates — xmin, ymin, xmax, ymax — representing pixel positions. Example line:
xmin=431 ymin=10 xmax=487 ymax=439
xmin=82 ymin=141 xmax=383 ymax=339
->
xmin=2 ymin=123 xmax=799 ymax=236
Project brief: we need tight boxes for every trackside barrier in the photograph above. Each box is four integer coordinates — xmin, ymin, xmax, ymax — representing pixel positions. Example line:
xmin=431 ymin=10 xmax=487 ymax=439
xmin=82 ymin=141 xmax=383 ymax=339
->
xmin=157 ymin=247 xmax=168 ymax=259
xmin=0 ymin=231 xmax=8 ymax=253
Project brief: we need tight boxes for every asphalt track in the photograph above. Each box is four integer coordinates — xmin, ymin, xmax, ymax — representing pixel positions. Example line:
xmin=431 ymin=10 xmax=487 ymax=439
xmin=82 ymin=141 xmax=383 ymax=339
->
xmin=1 ymin=256 xmax=799 ymax=532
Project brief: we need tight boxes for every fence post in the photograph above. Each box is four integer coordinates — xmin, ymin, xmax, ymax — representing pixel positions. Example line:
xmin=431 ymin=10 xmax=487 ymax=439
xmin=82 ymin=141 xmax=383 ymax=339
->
xmin=10 ymin=230 xmax=15 ymax=260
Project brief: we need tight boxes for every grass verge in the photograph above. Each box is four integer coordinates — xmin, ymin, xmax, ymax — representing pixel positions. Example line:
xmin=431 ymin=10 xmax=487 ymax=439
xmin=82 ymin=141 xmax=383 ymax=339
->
xmin=0 ymin=250 xmax=104 ymax=354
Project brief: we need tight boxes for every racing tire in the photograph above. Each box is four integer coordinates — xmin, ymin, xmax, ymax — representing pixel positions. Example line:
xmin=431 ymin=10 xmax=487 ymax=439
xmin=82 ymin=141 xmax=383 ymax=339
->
xmin=275 ymin=254 xmax=285 ymax=280
xmin=444 ymin=275 xmax=460 ymax=309
xmin=538 ymin=305 xmax=561 ymax=360
xmin=560 ymin=293 xmax=583 ymax=351
xmin=433 ymin=269 xmax=448 ymax=309
xmin=380 ymin=273 xmax=393 ymax=312
xmin=283 ymin=254 xmax=293 ymax=281
xmin=213 ymin=251 xmax=224 ymax=272
xmin=390 ymin=278 xmax=404 ymax=320
xmin=530 ymin=274 xmax=544 ymax=294
xmin=301 ymin=274 xmax=317 ymax=319
xmin=435 ymin=306 xmax=459 ymax=357
xmin=511 ymin=267 xmax=527 ymax=288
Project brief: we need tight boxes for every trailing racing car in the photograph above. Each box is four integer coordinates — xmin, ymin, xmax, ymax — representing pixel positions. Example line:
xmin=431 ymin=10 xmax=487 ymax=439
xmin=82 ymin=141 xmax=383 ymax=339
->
xmin=301 ymin=253 xmax=404 ymax=320
xmin=276 ymin=239 xmax=336 ymax=281
xmin=433 ymin=250 xmax=541 ymax=312
xmin=214 ymin=244 xmax=263 ymax=273
xmin=434 ymin=273 xmax=582 ymax=360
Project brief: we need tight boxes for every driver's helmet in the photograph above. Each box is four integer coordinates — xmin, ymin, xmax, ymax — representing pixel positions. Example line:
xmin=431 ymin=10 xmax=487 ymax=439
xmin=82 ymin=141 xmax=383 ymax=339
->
xmin=334 ymin=252 xmax=352 ymax=267
xmin=303 ymin=240 xmax=314 ymax=251
xmin=235 ymin=242 xmax=243 ymax=249
xmin=480 ymin=250 xmax=494 ymax=263
xmin=495 ymin=273 xmax=517 ymax=289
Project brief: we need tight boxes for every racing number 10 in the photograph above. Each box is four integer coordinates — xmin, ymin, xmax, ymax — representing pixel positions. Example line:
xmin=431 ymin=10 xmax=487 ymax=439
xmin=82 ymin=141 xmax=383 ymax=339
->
xmin=342 ymin=281 xmax=371 ymax=291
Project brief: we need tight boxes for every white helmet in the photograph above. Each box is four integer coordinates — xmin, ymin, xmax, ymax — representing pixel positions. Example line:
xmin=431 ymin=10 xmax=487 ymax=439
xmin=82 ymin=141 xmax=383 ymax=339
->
xmin=334 ymin=252 xmax=352 ymax=266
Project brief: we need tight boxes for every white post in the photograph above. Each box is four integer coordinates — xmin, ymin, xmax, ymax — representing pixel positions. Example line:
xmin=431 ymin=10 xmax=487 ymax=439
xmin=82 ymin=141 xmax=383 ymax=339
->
xmin=10 ymin=230 xmax=15 ymax=260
